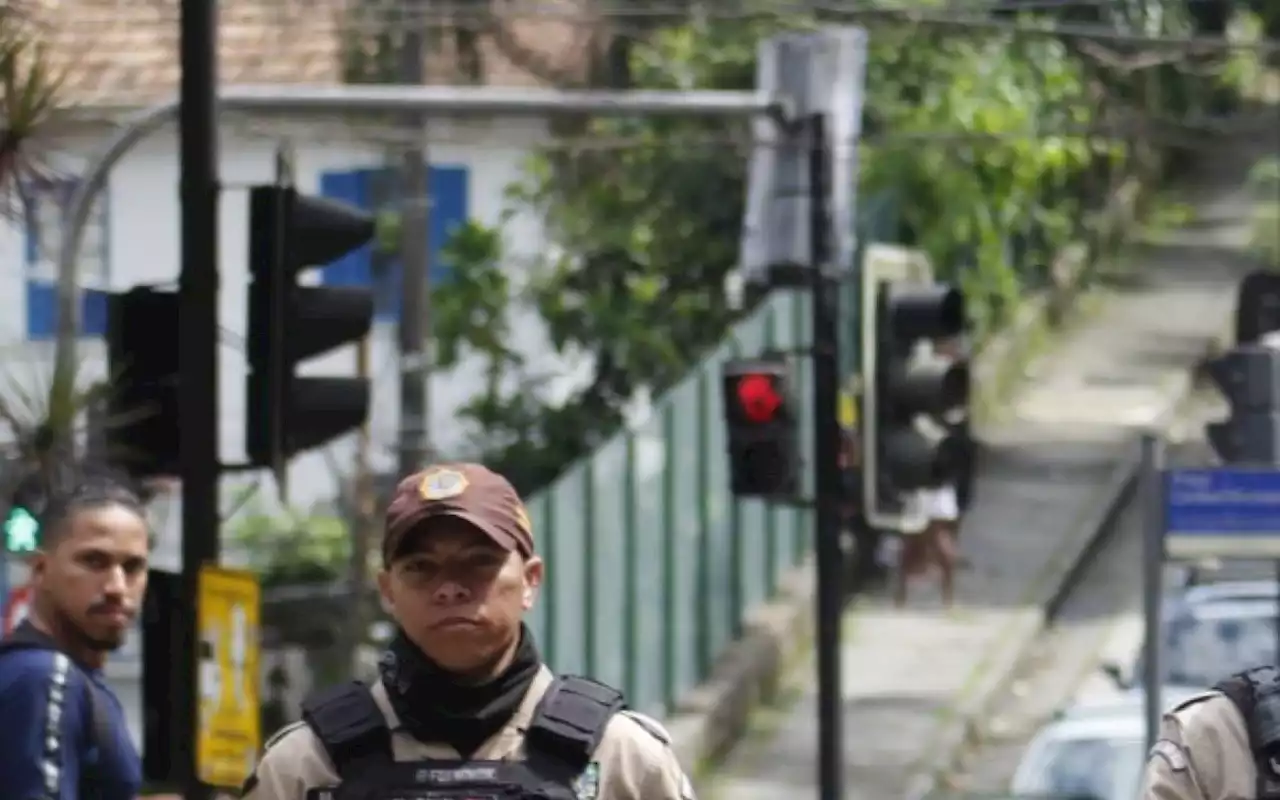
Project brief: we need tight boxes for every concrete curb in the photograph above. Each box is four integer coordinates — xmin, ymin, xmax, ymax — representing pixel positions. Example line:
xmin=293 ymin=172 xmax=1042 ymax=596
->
xmin=901 ymin=365 xmax=1208 ymax=800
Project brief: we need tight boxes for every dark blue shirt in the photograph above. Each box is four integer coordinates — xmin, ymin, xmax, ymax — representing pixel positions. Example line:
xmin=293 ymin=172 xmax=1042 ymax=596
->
xmin=0 ymin=646 xmax=142 ymax=800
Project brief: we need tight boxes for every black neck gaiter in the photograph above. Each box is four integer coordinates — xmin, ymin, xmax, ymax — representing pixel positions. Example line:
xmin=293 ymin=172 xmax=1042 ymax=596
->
xmin=378 ymin=624 xmax=541 ymax=758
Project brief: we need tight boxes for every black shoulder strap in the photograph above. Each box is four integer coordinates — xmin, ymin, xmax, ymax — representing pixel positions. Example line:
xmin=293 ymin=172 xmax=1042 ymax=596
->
xmin=82 ymin=675 xmax=116 ymax=760
xmin=526 ymin=675 xmax=625 ymax=772
xmin=301 ymin=681 xmax=391 ymax=779
xmin=1214 ymin=670 xmax=1258 ymax=717
xmin=1214 ymin=667 xmax=1280 ymax=799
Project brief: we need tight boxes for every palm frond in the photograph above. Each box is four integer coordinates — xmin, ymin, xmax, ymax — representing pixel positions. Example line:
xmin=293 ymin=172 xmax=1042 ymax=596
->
xmin=0 ymin=0 xmax=71 ymax=221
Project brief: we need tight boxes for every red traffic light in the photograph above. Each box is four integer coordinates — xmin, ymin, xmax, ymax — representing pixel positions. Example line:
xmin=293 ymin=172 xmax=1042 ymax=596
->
xmin=736 ymin=374 xmax=782 ymax=423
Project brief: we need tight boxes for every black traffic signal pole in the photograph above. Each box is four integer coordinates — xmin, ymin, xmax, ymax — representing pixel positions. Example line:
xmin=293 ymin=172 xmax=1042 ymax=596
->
xmin=178 ymin=0 xmax=220 ymax=796
xmin=808 ymin=112 xmax=845 ymax=800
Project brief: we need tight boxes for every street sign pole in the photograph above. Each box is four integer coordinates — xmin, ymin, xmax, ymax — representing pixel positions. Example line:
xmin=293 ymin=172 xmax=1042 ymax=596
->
xmin=177 ymin=0 xmax=220 ymax=796
xmin=808 ymin=111 xmax=845 ymax=800
xmin=1140 ymin=432 xmax=1165 ymax=755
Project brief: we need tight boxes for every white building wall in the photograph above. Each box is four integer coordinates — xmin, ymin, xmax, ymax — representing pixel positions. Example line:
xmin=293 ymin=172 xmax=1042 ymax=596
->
xmin=0 ymin=114 xmax=595 ymax=522
xmin=1 ymin=112 xmax=601 ymax=748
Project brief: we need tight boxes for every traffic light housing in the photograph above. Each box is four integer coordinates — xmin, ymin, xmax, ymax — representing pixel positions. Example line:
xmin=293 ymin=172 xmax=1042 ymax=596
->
xmin=1234 ymin=270 xmax=1280 ymax=346
xmin=245 ymin=185 xmax=377 ymax=469
xmin=721 ymin=358 xmax=800 ymax=497
xmin=1203 ymin=343 xmax=1280 ymax=464
xmin=103 ymin=287 xmax=181 ymax=478
xmin=3 ymin=506 xmax=39 ymax=553
xmin=863 ymin=281 xmax=970 ymax=527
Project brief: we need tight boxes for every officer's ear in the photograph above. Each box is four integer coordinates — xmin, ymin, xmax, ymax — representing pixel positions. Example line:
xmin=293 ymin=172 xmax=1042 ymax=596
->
xmin=521 ymin=555 xmax=543 ymax=609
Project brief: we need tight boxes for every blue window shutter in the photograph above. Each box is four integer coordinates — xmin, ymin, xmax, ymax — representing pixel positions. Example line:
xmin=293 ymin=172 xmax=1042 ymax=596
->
xmin=25 ymin=283 xmax=55 ymax=340
xmin=81 ymin=290 xmax=108 ymax=336
xmin=317 ymin=165 xmax=468 ymax=323
xmin=428 ymin=166 xmax=469 ymax=288
xmin=374 ymin=165 xmax=470 ymax=322
xmin=318 ymin=170 xmax=371 ymax=287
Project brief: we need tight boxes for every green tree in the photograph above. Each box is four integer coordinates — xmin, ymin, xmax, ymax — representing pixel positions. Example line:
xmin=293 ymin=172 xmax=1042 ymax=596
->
xmin=223 ymin=502 xmax=352 ymax=587
xmin=428 ymin=12 xmax=1123 ymax=492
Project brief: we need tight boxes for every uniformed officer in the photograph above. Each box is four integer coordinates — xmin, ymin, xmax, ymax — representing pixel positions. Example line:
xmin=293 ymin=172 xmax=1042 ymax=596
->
xmin=243 ymin=462 xmax=696 ymax=800
xmin=1140 ymin=667 xmax=1280 ymax=798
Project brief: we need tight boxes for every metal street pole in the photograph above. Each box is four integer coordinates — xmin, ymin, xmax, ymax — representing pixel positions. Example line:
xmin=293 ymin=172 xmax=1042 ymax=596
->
xmin=1140 ymin=432 xmax=1166 ymax=754
xmin=809 ymin=111 xmax=845 ymax=800
xmin=398 ymin=6 xmax=431 ymax=476
xmin=177 ymin=0 xmax=220 ymax=796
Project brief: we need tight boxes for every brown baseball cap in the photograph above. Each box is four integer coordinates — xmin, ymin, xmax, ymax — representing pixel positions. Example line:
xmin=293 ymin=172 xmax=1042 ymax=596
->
xmin=383 ymin=462 xmax=535 ymax=563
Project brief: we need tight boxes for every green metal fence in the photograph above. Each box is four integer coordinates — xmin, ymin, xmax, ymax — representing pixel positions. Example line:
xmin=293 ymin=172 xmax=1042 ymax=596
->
xmin=521 ymin=194 xmax=900 ymax=717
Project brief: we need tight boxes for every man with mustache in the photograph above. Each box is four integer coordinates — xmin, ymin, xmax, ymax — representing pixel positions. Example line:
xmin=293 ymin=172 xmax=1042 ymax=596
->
xmin=245 ymin=462 xmax=695 ymax=800
xmin=0 ymin=473 xmax=148 ymax=800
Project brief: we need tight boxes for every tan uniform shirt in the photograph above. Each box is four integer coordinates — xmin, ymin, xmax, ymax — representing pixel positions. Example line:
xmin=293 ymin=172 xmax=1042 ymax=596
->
xmin=243 ymin=667 xmax=695 ymax=800
xmin=1139 ymin=690 xmax=1258 ymax=799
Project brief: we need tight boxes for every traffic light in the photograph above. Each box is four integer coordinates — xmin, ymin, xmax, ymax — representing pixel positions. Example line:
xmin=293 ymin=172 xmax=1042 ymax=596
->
xmin=3 ymin=506 xmax=39 ymax=553
xmin=4 ymin=469 xmax=48 ymax=553
xmin=1203 ymin=343 xmax=1280 ymax=464
xmin=245 ymin=185 xmax=377 ymax=469
xmin=104 ymin=287 xmax=181 ymax=478
xmin=863 ymin=281 xmax=969 ymax=526
xmin=721 ymin=358 xmax=800 ymax=497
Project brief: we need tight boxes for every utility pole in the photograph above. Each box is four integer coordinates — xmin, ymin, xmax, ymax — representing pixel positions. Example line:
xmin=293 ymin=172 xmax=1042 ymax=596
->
xmin=347 ymin=339 xmax=377 ymax=676
xmin=177 ymin=0 xmax=220 ymax=797
xmin=398 ymin=2 xmax=431 ymax=476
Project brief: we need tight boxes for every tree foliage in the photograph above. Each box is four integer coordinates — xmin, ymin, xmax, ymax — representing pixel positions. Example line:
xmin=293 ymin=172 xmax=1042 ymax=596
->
xmin=222 ymin=502 xmax=352 ymax=587
xmin=406 ymin=4 xmax=1252 ymax=498
xmin=419 ymin=12 xmax=1129 ymax=493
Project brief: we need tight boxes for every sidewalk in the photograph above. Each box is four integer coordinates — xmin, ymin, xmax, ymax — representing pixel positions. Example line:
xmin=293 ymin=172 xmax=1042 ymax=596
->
xmin=702 ymin=150 xmax=1262 ymax=799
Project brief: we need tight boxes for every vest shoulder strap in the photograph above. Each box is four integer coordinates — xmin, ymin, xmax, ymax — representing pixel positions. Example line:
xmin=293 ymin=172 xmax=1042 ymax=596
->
xmin=526 ymin=675 xmax=625 ymax=772
xmin=301 ymin=681 xmax=392 ymax=779
xmin=1213 ymin=667 xmax=1280 ymax=799
xmin=1214 ymin=671 xmax=1258 ymax=720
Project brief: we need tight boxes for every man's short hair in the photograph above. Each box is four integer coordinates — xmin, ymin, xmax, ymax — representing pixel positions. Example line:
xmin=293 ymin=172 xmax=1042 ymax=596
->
xmin=23 ymin=465 xmax=147 ymax=550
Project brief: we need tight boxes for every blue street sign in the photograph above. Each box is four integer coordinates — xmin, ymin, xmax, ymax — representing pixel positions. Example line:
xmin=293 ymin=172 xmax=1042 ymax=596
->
xmin=1165 ymin=467 xmax=1280 ymax=558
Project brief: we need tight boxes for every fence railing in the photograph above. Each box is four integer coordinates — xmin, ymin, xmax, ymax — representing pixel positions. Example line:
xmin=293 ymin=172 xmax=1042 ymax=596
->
xmin=522 ymin=194 xmax=901 ymax=716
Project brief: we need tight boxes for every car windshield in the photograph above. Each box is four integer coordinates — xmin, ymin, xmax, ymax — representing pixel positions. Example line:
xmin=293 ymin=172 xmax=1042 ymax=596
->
xmin=1018 ymin=737 xmax=1146 ymax=800
xmin=1160 ymin=606 xmax=1277 ymax=688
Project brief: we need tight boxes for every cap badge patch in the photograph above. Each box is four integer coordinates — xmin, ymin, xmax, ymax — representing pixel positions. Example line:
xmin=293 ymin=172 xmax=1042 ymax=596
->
xmin=419 ymin=469 xmax=469 ymax=500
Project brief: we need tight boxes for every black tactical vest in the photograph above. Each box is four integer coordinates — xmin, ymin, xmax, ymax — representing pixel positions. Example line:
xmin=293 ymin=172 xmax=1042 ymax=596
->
xmin=300 ymin=675 xmax=625 ymax=800
xmin=1214 ymin=666 xmax=1280 ymax=799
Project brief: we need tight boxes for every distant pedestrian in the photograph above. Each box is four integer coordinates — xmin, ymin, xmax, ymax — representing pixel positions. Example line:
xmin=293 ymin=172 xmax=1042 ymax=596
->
xmin=0 ymin=472 xmax=148 ymax=800
xmin=894 ymin=485 xmax=958 ymax=607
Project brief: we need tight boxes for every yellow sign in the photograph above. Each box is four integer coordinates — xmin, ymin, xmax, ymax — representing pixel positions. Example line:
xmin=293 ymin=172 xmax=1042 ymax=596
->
xmin=838 ymin=389 xmax=859 ymax=429
xmin=196 ymin=566 xmax=262 ymax=789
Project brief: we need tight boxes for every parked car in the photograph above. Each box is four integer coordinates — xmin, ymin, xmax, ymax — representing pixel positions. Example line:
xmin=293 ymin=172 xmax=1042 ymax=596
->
xmin=1010 ymin=687 xmax=1203 ymax=800
xmin=1102 ymin=586 xmax=1280 ymax=689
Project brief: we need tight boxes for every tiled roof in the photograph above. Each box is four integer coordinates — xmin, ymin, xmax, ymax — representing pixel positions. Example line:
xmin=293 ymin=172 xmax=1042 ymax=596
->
xmin=28 ymin=0 xmax=600 ymax=109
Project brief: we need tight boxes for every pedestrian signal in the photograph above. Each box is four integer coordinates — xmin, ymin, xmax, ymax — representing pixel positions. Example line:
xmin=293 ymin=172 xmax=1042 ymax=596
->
xmin=735 ymin=374 xmax=783 ymax=424
xmin=3 ymin=506 xmax=40 ymax=553
xmin=720 ymin=358 xmax=799 ymax=498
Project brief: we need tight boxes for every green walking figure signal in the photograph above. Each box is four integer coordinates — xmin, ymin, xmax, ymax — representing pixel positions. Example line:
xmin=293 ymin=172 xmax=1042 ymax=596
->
xmin=3 ymin=506 xmax=40 ymax=553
